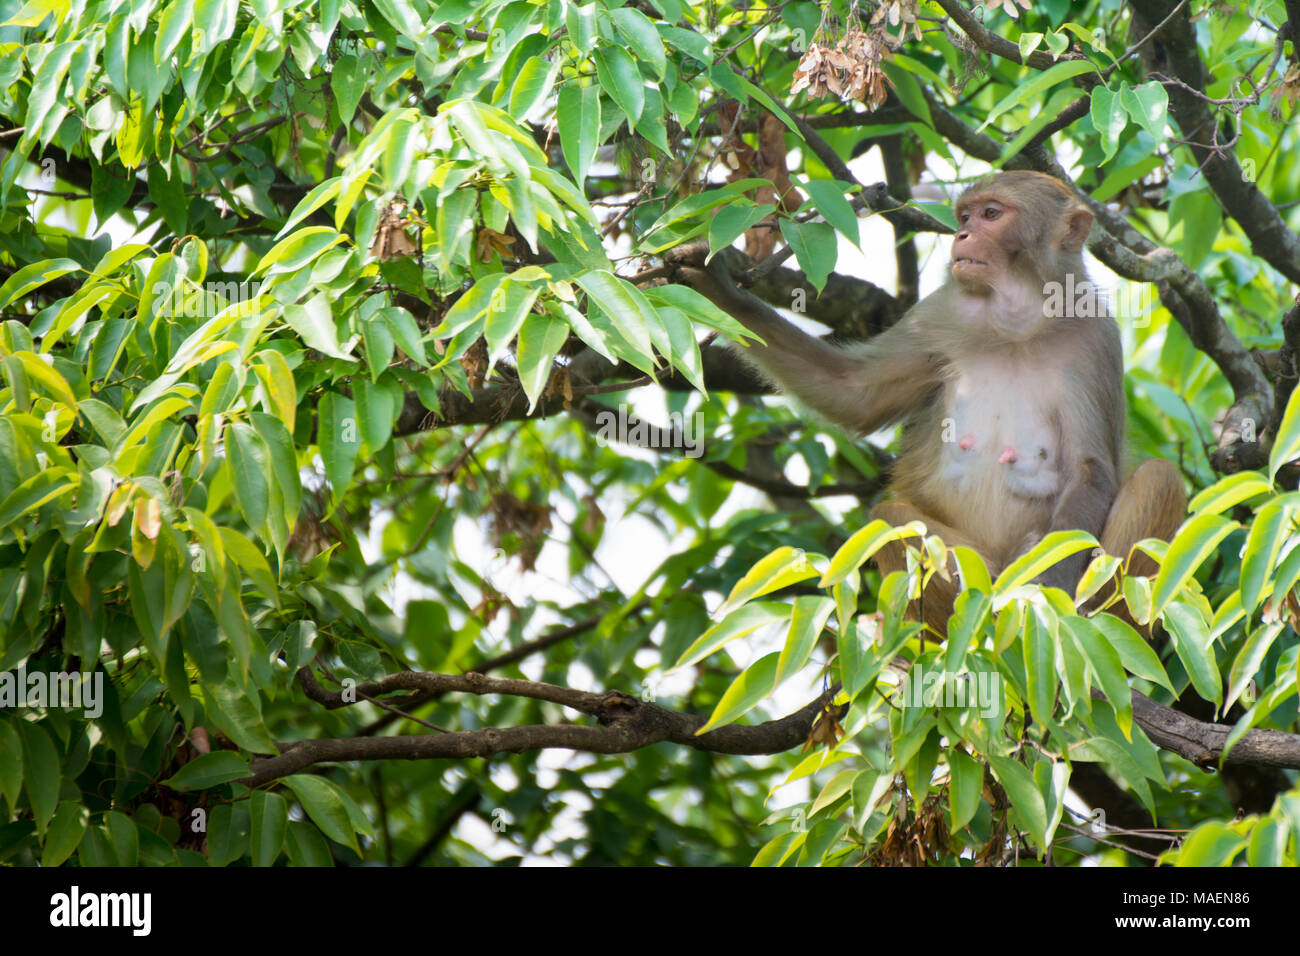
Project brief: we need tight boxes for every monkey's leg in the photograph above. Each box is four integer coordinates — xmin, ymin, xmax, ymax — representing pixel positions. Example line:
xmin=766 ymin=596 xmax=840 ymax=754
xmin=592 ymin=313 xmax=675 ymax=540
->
xmin=870 ymin=500 xmax=985 ymax=641
xmin=1093 ymin=459 xmax=1187 ymax=632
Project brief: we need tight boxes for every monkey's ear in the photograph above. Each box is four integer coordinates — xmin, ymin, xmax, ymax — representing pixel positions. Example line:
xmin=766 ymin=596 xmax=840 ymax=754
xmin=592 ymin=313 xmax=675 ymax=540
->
xmin=1060 ymin=208 xmax=1093 ymax=252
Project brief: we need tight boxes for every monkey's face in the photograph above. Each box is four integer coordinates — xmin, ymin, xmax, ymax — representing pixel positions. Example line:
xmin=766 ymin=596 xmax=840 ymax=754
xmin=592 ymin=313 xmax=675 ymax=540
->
xmin=950 ymin=194 xmax=1021 ymax=291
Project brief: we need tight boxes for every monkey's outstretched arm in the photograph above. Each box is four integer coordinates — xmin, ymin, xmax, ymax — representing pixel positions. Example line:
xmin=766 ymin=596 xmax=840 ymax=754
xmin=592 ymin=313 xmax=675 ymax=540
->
xmin=669 ymin=244 xmax=940 ymax=434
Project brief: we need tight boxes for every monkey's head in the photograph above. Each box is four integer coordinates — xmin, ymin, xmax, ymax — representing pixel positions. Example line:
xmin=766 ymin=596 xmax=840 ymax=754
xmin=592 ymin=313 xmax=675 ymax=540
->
xmin=950 ymin=171 xmax=1093 ymax=293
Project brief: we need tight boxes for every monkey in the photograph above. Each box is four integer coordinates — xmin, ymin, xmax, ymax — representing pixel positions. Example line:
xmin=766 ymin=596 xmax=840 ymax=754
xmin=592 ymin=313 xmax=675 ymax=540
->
xmin=668 ymin=170 xmax=1186 ymax=636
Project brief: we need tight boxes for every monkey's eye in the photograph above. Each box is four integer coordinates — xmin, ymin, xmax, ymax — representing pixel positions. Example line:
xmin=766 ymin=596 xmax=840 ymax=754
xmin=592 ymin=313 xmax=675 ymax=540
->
xmin=983 ymin=207 xmax=1001 ymax=220
xmin=958 ymin=212 xmax=970 ymax=224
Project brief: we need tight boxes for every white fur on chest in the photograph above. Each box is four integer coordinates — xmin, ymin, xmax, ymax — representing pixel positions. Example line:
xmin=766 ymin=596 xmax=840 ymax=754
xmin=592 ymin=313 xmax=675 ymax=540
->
xmin=935 ymin=352 xmax=1064 ymax=501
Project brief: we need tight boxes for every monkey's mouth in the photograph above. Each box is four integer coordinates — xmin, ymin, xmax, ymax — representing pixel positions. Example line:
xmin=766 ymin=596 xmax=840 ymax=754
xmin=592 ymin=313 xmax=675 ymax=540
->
xmin=953 ymin=257 xmax=987 ymax=266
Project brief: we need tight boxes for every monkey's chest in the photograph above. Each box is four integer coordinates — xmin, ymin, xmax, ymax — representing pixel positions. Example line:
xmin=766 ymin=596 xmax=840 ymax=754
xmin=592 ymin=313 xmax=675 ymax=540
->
xmin=934 ymin=363 xmax=1063 ymax=501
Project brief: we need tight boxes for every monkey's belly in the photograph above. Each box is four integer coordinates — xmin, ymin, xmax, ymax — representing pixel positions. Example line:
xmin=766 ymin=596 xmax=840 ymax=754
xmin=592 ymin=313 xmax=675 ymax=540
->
xmin=924 ymin=368 xmax=1065 ymax=556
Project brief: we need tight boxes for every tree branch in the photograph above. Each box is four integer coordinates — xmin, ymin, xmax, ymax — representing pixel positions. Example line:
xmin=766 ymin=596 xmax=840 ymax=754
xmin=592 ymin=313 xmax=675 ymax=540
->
xmin=243 ymin=668 xmax=836 ymax=786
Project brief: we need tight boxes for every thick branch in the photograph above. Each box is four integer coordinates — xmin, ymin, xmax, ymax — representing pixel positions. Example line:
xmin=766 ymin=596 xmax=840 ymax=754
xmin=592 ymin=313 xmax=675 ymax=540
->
xmin=244 ymin=668 xmax=834 ymax=785
xmin=1130 ymin=689 xmax=1300 ymax=768
xmin=933 ymin=0 xmax=1062 ymax=69
xmin=247 ymin=667 xmax=1300 ymax=788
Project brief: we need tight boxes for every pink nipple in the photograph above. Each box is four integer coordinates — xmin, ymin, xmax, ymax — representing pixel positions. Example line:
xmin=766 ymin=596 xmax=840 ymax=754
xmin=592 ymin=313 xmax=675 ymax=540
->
xmin=958 ymin=434 xmax=974 ymax=450
xmin=998 ymin=445 xmax=1018 ymax=464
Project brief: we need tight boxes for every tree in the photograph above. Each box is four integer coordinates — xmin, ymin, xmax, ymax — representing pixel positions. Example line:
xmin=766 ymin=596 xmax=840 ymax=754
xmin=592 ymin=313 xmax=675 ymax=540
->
xmin=0 ymin=0 xmax=1297 ymax=868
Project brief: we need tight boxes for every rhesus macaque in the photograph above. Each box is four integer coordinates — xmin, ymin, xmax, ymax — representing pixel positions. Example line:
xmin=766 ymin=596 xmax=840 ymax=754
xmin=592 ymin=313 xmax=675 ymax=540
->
xmin=669 ymin=171 xmax=1186 ymax=636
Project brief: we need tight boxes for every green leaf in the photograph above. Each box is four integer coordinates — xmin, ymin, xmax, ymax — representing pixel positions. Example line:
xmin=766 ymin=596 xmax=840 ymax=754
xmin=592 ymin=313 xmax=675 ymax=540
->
xmin=0 ymin=721 xmax=21 ymax=808
xmin=282 ymin=774 xmax=367 ymax=853
xmin=994 ymin=530 xmax=1097 ymax=594
xmin=880 ymin=60 xmax=932 ymax=126
xmin=573 ymin=270 xmax=657 ymax=370
xmin=1186 ymin=472 xmax=1273 ymax=516
xmin=557 ymin=84 xmax=601 ymax=186
xmin=943 ymin=590 xmax=992 ymax=675
xmin=776 ymin=595 xmax=835 ymax=685
xmin=708 ymin=202 xmax=775 ymax=260
xmin=1271 ymin=386 xmax=1300 ymax=480
xmin=510 ymin=56 xmax=559 ymax=121
xmin=0 ymin=467 xmax=78 ymax=528
xmin=674 ymin=602 xmax=789 ymax=670
xmin=383 ymin=117 xmax=418 ymax=192
xmin=21 ymin=40 xmax=76 ymax=151
xmin=1089 ymin=85 xmax=1126 ymax=164
xmin=821 ymin=518 xmax=921 ymax=587
xmin=277 ymin=178 xmax=343 ymax=239
xmin=696 ymin=651 xmax=779 ymax=733
xmin=988 ymin=754 xmax=1049 ymax=852
xmin=330 ymin=53 xmax=365 ymax=124
xmin=594 ymin=46 xmax=644 ymax=124
xmin=980 ymin=59 xmax=1098 ymax=130
xmin=1240 ymin=501 xmax=1288 ymax=615
xmin=809 ymin=769 xmax=858 ymax=816
xmin=360 ymin=312 xmax=396 ymax=378
xmin=1151 ymin=514 xmax=1237 ymax=617
xmin=0 ymin=258 xmax=80 ymax=311
xmin=803 ymin=179 xmax=860 ymax=246
xmin=655 ymin=305 xmax=706 ymax=394
xmin=353 ymin=376 xmax=398 ymax=452
xmin=204 ymin=675 xmax=278 ymax=752
xmin=1162 ymin=600 xmax=1222 ymax=714
xmin=282 ymin=293 xmax=355 ymax=360
xmin=1018 ymin=31 xmax=1044 ymax=60
xmin=155 ymin=0 xmax=195 ymax=65
xmin=226 ymin=422 xmax=271 ymax=531
xmin=1022 ymin=606 xmax=1057 ymax=724
xmin=610 ymin=6 xmax=666 ymax=78
xmin=646 ymin=284 xmax=755 ymax=340
xmin=1245 ymin=818 xmax=1286 ymax=867
xmin=431 ymin=272 xmax=507 ymax=339
xmin=483 ymin=280 xmax=541 ymax=362
xmin=41 ymin=801 xmax=88 ymax=867
xmin=160 ymin=751 xmax=251 ymax=791
xmin=381 ymin=306 xmax=427 ymax=366
xmin=778 ymin=220 xmax=837 ymax=294
xmin=317 ymin=391 xmax=359 ymax=505
xmin=1077 ymin=731 xmax=1156 ymax=819
xmin=285 ymin=819 xmax=335 ymax=866
xmin=1174 ymin=822 xmax=1246 ymax=867
xmin=207 ymin=803 xmax=250 ymax=866
xmin=515 ymin=314 xmax=569 ymax=411
xmin=1061 ymin=616 xmax=1132 ymax=738
xmin=257 ymin=227 xmax=346 ymax=277
xmin=1225 ymin=622 xmax=1282 ymax=713
xmin=17 ymin=721 xmax=60 ymax=835
xmin=950 ymin=546 xmax=993 ymax=594
xmin=1119 ymin=80 xmax=1168 ymax=139
xmin=250 ymin=791 xmax=288 ymax=867
xmin=948 ymin=749 xmax=983 ymax=833
xmin=105 ymin=811 xmax=139 ymax=867
xmin=717 ymin=545 xmax=820 ymax=617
